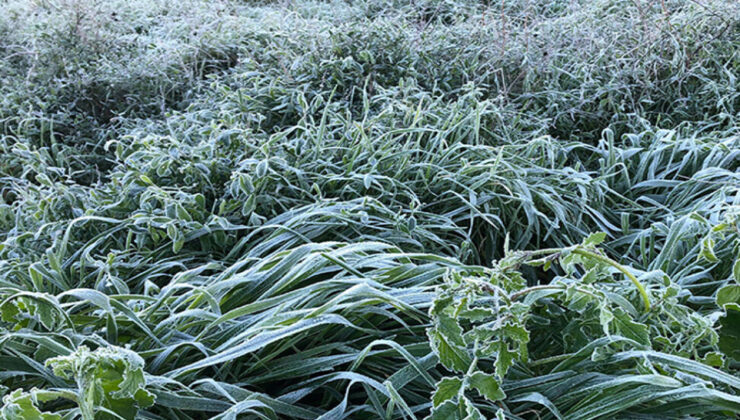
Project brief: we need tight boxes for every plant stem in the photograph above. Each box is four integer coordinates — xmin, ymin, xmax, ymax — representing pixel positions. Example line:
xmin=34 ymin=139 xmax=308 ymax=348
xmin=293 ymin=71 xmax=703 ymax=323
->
xmin=518 ymin=246 xmax=652 ymax=312
xmin=571 ymin=248 xmax=651 ymax=312
xmin=509 ymin=284 xmax=563 ymax=301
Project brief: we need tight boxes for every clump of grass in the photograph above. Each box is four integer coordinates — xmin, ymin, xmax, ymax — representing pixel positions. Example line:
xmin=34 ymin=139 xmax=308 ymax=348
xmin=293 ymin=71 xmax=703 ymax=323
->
xmin=0 ymin=0 xmax=738 ymax=419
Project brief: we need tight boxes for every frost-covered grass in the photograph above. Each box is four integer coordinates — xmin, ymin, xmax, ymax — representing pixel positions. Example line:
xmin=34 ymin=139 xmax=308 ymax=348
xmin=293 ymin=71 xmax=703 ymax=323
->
xmin=0 ymin=0 xmax=738 ymax=418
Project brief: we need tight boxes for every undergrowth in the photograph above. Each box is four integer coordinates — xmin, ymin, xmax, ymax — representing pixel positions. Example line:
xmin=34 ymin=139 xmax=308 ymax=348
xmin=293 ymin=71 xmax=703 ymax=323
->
xmin=0 ymin=0 xmax=738 ymax=418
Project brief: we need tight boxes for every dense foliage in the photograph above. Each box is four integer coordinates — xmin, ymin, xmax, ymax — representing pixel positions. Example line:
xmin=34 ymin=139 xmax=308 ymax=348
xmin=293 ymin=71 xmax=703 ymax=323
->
xmin=1 ymin=0 xmax=739 ymax=418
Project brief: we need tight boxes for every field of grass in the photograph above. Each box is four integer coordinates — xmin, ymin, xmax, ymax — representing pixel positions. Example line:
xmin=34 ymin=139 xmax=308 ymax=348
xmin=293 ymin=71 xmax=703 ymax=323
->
xmin=0 ymin=0 xmax=739 ymax=418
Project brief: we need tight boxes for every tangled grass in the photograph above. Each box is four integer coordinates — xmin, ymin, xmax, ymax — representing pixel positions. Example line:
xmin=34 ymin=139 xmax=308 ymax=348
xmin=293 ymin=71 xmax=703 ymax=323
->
xmin=0 ymin=0 xmax=738 ymax=418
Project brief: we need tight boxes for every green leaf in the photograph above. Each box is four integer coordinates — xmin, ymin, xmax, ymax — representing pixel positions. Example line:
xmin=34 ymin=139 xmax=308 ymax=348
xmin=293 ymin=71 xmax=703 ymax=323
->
xmin=256 ymin=160 xmax=268 ymax=177
xmin=1 ymin=300 xmax=19 ymax=323
xmin=718 ymin=308 xmax=740 ymax=362
xmin=437 ymin=312 xmax=466 ymax=345
xmin=0 ymin=389 xmax=61 ymax=420
xmin=461 ymin=396 xmax=485 ymax=420
xmin=238 ymin=174 xmax=254 ymax=194
xmin=427 ymin=396 xmax=485 ymax=420
xmin=700 ymin=351 xmax=725 ymax=368
xmin=477 ymin=339 xmax=520 ymax=380
xmin=611 ymin=308 xmax=650 ymax=346
xmin=717 ymin=285 xmax=740 ymax=308
xmin=583 ymin=232 xmax=607 ymax=247
xmin=428 ymin=400 xmax=463 ymax=420
xmin=428 ymin=328 xmax=471 ymax=373
xmin=28 ymin=264 xmax=44 ymax=288
xmin=432 ymin=377 xmax=462 ymax=407
xmin=173 ymin=237 xmax=184 ymax=253
xmin=166 ymin=224 xmax=177 ymax=240
xmin=46 ymin=346 xmax=155 ymax=420
xmin=468 ymin=371 xmax=505 ymax=402
xmin=699 ymin=237 xmax=718 ymax=263
xmin=241 ymin=195 xmax=256 ymax=216
xmin=493 ymin=342 xmax=517 ymax=380
xmin=33 ymin=301 xmax=56 ymax=330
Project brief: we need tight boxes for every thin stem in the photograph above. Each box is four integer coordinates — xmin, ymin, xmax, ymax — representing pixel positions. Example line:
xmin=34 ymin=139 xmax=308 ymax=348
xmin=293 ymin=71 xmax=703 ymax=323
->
xmin=516 ymin=246 xmax=652 ymax=312
xmin=509 ymin=284 xmax=564 ymax=301
xmin=571 ymin=249 xmax=651 ymax=312
xmin=510 ymin=284 xmax=600 ymax=302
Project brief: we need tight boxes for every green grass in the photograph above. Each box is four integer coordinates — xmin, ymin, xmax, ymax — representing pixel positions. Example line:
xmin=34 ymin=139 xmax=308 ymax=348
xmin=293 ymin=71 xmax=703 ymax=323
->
xmin=0 ymin=0 xmax=738 ymax=418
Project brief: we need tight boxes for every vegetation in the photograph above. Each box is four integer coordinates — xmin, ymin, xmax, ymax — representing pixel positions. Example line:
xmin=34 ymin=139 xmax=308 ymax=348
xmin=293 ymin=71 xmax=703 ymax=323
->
xmin=0 ymin=0 xmax=738 ymax=418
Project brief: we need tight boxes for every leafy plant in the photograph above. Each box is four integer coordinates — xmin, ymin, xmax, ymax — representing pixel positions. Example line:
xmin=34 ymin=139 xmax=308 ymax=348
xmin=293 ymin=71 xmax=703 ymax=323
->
xmin=427 ymin=232 xmax=735 ymax=418
xmin=45 ymin=346 xmax=155 ymax=420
